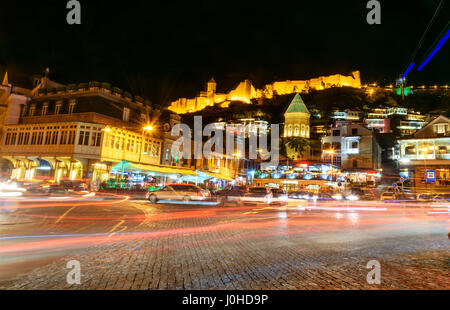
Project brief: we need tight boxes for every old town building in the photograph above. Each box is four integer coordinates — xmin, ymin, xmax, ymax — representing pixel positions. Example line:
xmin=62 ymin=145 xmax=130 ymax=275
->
xmin=0 ymin=77 xmax=164 ymax=183
xmin=321 ymin=123 xmax=381 ymax=184
xmin=398 ymin=115 xmax=450 ymax=187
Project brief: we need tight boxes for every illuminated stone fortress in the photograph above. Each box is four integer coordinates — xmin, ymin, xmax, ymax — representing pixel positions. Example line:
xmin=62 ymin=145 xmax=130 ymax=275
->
xmin=168 ymin=71 xmax=361 ymax=114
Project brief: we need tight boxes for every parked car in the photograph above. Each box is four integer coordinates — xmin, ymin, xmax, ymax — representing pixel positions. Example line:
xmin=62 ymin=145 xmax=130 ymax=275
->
xmin=146 ymin=184 xmax=211 ymax=203
xmin=380 ymin=191 xmax=396 ymax=201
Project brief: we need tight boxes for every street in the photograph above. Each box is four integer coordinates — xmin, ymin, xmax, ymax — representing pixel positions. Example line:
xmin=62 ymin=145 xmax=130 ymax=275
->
xmin=0 ymin=194 xmax=448 ymax=290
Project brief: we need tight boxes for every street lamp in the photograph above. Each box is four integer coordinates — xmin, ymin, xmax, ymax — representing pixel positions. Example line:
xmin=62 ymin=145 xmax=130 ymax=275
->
xmin=139 ymin=125 xmax=154 ymax=163
xmin=326 ymin=149 xmax=335 ymax=181
xmin=419 ymin=146 xmax=432 ymax=190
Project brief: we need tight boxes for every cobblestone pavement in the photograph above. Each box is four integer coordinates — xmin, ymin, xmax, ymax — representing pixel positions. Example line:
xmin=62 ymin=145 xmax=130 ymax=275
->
xmin=0 ymin=200 xmax=449 ymax=290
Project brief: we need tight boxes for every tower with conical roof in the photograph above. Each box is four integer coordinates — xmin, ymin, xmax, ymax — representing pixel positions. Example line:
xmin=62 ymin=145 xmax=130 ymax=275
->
xmin=206 ymin=77 xmax=216 ymax=97
xmin=284 ymin=93 xmax=310 ymax=138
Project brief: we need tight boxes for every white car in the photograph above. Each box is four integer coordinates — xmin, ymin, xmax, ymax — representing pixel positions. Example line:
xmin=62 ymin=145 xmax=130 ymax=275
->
xmin=146 ymin=184 xmax=210 ymax=203
xmin=380 ymin=191 xmax=396 ymax=201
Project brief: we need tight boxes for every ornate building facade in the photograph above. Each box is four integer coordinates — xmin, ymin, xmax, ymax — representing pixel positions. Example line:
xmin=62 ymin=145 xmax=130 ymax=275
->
xmin=0 ymin=78 xmax=164 ymax=183
xmin=284 ymin=93 xmax=310 ymax=138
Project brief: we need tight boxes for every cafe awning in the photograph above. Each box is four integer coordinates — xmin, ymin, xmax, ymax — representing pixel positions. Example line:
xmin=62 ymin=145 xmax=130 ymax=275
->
xmin=171 ymin=168 xmax=198 ymax=176
xmin=112 ymin=161 xmax=198 ymax=177
xmin=196 ymin=170 xmax=234 ymax=181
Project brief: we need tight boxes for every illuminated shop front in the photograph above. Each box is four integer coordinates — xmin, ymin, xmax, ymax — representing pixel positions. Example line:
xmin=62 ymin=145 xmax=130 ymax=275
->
xmin=253 ymin=163 xmax=342 ymax=191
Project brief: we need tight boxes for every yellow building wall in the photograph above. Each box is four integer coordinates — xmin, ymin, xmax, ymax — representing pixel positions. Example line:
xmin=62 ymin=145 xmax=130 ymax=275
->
xmin=168 ymin=71 xmax=361 ymax=114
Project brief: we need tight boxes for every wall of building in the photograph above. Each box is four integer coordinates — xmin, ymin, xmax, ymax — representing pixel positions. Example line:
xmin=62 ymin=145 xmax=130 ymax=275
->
xmin=168 ymin=71 xmax=362 ymax=114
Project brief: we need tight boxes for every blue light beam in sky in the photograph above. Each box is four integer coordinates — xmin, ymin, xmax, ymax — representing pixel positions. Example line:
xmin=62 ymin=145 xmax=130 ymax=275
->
xmin=398 ymin=63 xmax=415 ymax=84
xmin=417 ymin=29 xmax=450 ymax=71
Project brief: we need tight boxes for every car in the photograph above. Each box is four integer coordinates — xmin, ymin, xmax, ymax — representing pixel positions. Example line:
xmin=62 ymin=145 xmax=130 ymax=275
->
xmin=417 ymin=193 xmax=435 ymax=201
xmin=434 ymin=193 xmax=450 ymax=202
xmin=213 ymin=186 xmax=247 ymax=203
xmin=380 ymin=191 xmax=396 ymax=201
xmin=60 ymin=180 xmax=88 ymax=191
xmin=240 ymin=187 xmax=273 ymax=205
xmin=146 ymin=184 xmax=211 ymax=203
xmin=219 ymin=187 xmax=273 ymax=205
xmin=396 ymin=193 xmax=417 ymax=201
xmin=288 ymin=191 xmax=310 ymax=199
xmin=48 ymin=184 xmax=69 ymax=195
xmin=271 ymin=188 xmax=288 ymax=204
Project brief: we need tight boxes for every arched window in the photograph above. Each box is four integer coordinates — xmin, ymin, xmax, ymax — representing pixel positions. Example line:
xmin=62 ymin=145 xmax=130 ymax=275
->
xmin=294 ymin=125 xmax=299 ymax=136
xmin=288 ymin=125 xmax=293 ymax=137
xmin=306 ymin=125 xmax=310 ymax=138
xmin=301 ymin=124 xmax=305 ymax=137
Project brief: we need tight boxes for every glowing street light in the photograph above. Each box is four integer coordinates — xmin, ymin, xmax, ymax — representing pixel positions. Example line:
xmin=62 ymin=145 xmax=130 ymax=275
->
xmin=139 ymin=125 xmax=155 ymax=163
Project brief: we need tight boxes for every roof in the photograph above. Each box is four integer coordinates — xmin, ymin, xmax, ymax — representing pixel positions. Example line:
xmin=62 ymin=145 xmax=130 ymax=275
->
xmin=413 ymin=115 xmax=450 ymax=138
xmin=285 ymin=93 xmax=310 ymax=114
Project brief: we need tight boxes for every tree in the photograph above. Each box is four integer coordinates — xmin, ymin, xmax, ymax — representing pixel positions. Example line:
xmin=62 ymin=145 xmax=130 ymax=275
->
xmin=286 ymin=137 xmax=311 ymax=159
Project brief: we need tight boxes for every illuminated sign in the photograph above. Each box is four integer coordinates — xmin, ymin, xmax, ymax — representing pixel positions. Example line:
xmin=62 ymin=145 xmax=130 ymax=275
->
xmin=426 ymin=170 xmax=436 ymax=183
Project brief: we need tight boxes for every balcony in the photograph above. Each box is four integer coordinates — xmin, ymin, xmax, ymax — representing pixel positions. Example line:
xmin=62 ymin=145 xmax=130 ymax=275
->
xmin=20 ymin=112 xmax=141 ymax=132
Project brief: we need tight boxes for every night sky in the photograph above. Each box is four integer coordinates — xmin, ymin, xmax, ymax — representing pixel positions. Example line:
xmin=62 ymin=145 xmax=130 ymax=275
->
xmin=0 ymin=0 xmax=448 ymax=106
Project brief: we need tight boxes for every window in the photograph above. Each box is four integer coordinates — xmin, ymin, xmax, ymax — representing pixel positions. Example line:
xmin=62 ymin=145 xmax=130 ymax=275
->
xmin=351 ymin=141 xmax=358 ymax=149
xmin=438 ymin=146 xmax=447 ymax=154
xmin=29 ymin=105 xmax=36 ymax=116
xmin=17 ymin=132 xmax=24 ymax=145
xmin=123 ymin=108 xmax=130 ymax=121
xmin=68 ymin=131 xmax=75 ymax=144
xmin=434 ymin=123 xmax=449 ymax=134
xmin=92 ymin=132 xmax=101 ymax=147
xmin=353 ymin=160 xmax=358 ymax=168
xmin=68 ymin=100 xmax=76 ymax=114
xmin=11 ymin=133 xmax=17 ymax=145
xmin=332 ymin=129 xmax=340 ymax=136
xmin=4 ymin=133 xmax=11 ymax=145
xmin=31 ymin=132 xmax=37 ymax=145
xmin=405 ymin=145 xmax=416 ymax=155
xmin=37 ymin=131 xmax=44 ymax=144
xmin=351 ymin=128 xmax=358 ymax=136
xmin=78 ymin=131 xmax=85 ymax=145
xmin=78 ymin=131 xmax=90 ymax=145
xmin=60 ymin=131 xmax=67 ymax=145
xmin=51 ymin=131 xmax=59 ymax=144
xmin=44 ymin=131 xmax=51 ymax=144
xmin=42 ymin=104 xmax=48 ymax=116
xmin=55 ymin=103 xmax=62 ymax=115
xmin=24 ymin=132 xmax=30 ymax=145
